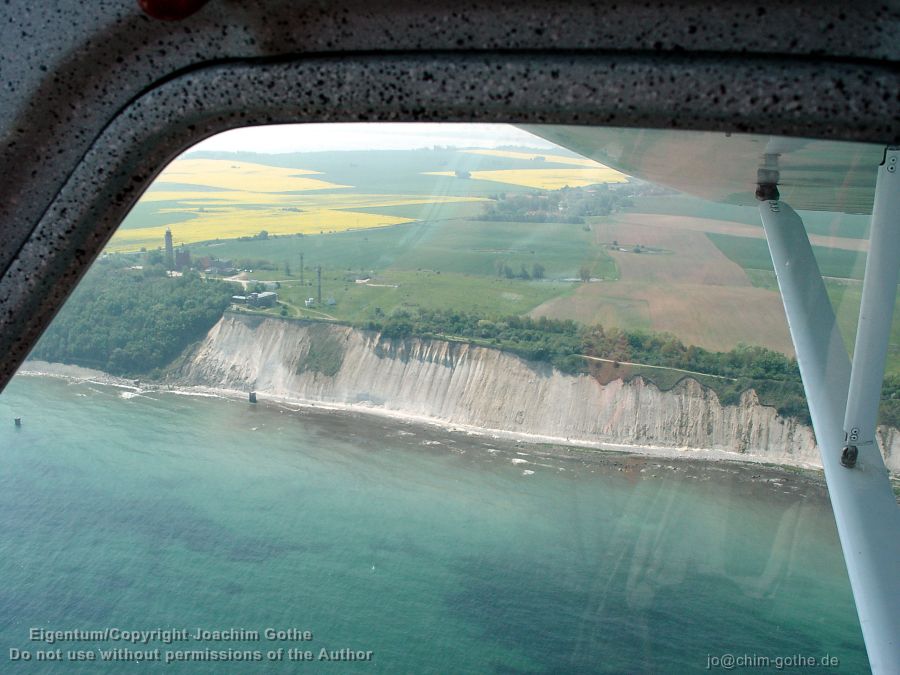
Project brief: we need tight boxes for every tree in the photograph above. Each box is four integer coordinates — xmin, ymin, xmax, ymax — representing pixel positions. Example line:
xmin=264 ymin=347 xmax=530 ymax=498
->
xmin=284 ymin=260 xmax=291 ymax=276
xmin=532 ymin=263 xmax=545 ymax=280
xmin=31 ymin=264 xmax=233 ymax=377
xmin=382 ymin=314 xmax=413 ymax=339
xmin=579 ymin=265 xmax=592 ymax=282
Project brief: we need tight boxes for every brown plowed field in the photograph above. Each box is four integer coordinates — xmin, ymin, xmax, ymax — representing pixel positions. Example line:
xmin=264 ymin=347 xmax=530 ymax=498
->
xmin=594 ymin=219 xmax=751 ymax=286
xmin=530 ymin=213 xmax=796 ymax=354
xmin=532 ymin=281 xmax=793 ymax=353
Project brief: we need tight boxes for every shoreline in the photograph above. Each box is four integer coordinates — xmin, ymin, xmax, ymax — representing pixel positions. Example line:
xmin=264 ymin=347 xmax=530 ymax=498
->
xmin=16 ymin=360 xmax=829 ymax=477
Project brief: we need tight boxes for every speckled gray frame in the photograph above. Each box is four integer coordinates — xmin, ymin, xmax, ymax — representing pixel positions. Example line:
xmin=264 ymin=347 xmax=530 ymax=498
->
xmin=1 ymin=1 xmax=899 ymax=389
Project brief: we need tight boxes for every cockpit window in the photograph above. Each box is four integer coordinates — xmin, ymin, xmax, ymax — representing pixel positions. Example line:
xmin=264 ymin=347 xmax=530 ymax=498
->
xmin=2 ymin=123 xmax=894 ymax=672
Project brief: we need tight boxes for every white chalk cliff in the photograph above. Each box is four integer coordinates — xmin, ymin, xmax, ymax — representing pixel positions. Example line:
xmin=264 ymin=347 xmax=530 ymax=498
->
xmin=176 ymin=314 xmax=899 ymax=473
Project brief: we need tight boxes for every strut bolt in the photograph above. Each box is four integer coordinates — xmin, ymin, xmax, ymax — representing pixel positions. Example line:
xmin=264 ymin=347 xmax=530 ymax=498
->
xmin=841 ymin=445 xmax=859 ymax=468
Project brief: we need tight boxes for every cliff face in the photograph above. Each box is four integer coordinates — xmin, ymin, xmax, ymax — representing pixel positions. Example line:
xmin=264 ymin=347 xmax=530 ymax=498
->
xmin=176 ymin=315 xmax=900 ymax=473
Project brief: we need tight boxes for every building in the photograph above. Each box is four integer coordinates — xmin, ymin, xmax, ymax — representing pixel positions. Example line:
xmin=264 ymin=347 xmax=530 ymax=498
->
xmin=204 ymin=258 xmax=237 ymax=276
xmin=174 ymin=245 xmax=191 ymax=271
xmin=164 ymin=228 xmax=174 ymax=270
xmin=248 ymin=291 xmax=277 ymax=308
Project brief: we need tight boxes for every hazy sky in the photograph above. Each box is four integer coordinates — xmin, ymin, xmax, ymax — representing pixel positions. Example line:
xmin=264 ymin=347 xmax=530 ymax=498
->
xmin=191 ymin=123 xmax=558 ymax=154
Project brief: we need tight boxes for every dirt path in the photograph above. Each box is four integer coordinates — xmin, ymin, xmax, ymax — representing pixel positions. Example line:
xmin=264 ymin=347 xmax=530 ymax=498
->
xmin=579 ymin=354 xmax=735 ymax=380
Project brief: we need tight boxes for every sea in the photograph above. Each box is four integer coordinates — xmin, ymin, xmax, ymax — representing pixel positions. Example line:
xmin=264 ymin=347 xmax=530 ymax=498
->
xmin=0 ymin=375 xmax=868 ymax=673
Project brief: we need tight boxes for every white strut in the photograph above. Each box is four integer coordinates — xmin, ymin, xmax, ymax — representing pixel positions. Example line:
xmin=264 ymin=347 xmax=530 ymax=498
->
xmin=758 ymin=147 xmax=900 ymax=673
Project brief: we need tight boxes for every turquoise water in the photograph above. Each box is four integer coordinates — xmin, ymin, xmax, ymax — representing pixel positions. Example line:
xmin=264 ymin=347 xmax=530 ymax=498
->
xmin=0 ymin=376 xmax=867 ymax=673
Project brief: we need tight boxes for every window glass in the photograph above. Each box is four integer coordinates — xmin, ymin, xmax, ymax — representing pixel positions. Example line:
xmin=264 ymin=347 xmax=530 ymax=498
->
xmin=2 ymin=123 xmax=894 ymax=672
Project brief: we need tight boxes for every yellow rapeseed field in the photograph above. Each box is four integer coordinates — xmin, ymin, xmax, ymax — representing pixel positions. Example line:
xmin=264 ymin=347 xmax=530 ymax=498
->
xmin=107 ymin=209 xmax=420 ymax=252
xmin=112 ymin=153 xmax=627 ymax=253
xmin=424 ymin=168 xmax=627 ymax=190
xmin=141 ymin=190 xmax=483 ymax=210
xmin=154 ymin=159 xmax=349 ymax=192
xmin=110 ymin=155 xmax=488 ymax=253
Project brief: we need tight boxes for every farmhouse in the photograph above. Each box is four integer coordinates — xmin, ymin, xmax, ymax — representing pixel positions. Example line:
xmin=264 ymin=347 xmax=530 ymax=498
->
xmin=248 ymin=291 xmax=278 ymax=308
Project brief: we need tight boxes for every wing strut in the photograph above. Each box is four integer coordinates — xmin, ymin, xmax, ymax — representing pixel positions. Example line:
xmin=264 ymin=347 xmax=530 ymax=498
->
xmin=844 ymin=149 xmax=900 ymax=460
xmin=757 ymin=147 xmax=900 ymax=673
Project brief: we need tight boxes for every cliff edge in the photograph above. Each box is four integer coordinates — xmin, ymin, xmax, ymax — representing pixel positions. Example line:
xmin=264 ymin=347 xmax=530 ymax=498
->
xmin=175 ymin=314 xmax=899 ymax=473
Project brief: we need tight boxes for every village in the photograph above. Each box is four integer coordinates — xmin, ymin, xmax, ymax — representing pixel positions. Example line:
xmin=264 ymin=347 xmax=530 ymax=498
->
xmin=156 ymin=227 xmax=341 ymax=315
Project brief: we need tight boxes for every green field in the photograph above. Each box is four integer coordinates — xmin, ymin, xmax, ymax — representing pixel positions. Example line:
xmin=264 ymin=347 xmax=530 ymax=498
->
xmin=340 ymin=200 xmax=486 ymax=221
xmin=194 ymin=216 xmax=613 ymax=280
xmin=745 ymin=269 xmax=900 ymax=375
xmin=629 ymin=194 xmax=762 ymax=226
xmin=706 ymin=232 xmax=868 ymax=280
xmin=267 ymin=271 xmax=572 ymax=323
xmin=193 ymin=223 xmax=424 ymax=272
xmin=172 ymin=150 xmax=884 ymax=364
xmin=206 ymin=211 xmax=602 ymax=323
xmin=120 ymin=201 xmax=201 ymax=230
xmin=388 ymin=220 xmax=616 ymax=279
xmin=113 ymin=146 xmax=896 ymax=380
xmin=631 ymin=194 xmax=871 ymax=239
xmin=827 ymin=279 xmax=900 ymax=375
